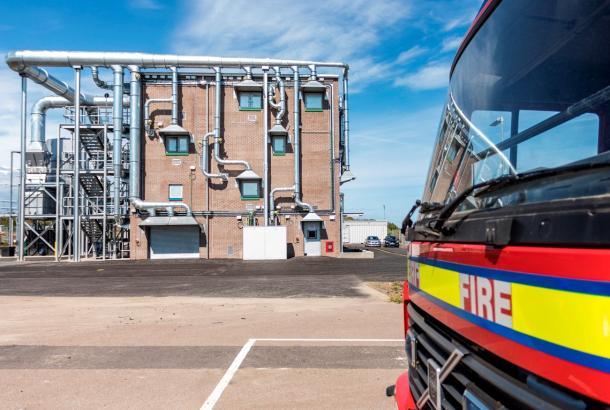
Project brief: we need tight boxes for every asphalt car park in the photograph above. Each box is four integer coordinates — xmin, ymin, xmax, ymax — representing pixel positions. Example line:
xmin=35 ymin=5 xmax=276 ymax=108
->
xmin=0 ymin=249 xmax=407 ymax=409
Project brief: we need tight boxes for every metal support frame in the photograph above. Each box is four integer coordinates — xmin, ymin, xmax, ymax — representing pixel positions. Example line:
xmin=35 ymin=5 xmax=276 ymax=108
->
xmin=73 ymin=66 xmax=82 ymax=261
xmin=18 ymin=75 xmax=27 ymax=261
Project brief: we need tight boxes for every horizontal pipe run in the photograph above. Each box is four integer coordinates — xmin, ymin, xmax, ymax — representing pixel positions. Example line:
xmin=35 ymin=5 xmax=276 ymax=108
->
xmin=6 ymin=50 xmax=348 ymax=70
xmin=130 ymin=198 xmax=191 ymax=216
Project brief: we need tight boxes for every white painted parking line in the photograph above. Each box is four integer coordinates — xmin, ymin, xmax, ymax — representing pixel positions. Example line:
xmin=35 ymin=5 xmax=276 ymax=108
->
xmin=200 ymin=337 xmax=405 ymax=409
xmin=256 ymin=338 xmax=403 ymax=342
xmin=200 ymin=338 xmax=256 ymax=410
xmin=375 ymin=248 xmax=409 ymax=257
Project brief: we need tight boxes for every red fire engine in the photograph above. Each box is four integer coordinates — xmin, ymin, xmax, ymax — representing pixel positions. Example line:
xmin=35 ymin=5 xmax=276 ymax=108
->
xmin=392 ymin=0 xmax=610 ymax=408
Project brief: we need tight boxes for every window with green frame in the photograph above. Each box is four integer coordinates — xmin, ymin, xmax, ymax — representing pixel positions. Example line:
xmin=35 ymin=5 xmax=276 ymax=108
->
xmin=165 ymin=135 xmax=190 ymax=155
xmin=271 ymin=135 xmax=286 ymax=156
xmin=239 ymin=92 xmax=262 ymax=110
xmin=240 ymin=180 xmax=260 ymax=200
xmin=304 ymin=93 xmax=323 ymax=111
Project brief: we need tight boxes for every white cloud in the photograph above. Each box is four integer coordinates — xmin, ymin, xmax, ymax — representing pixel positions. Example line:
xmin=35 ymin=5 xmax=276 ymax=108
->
xmin=173 ymin=0 xmax=412 ymax=90
xmin=443 ymin=14 xmax=473 ymax=32
xmin=441 ymin=36 xmax=462 ymax=52
xmin=396 ymin=46 xmax=428 ymax=64
xmin=394 ymin=62 xmax=450 ymax=90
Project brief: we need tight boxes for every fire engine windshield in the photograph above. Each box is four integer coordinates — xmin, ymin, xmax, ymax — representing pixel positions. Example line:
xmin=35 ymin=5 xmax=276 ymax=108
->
xmin=423 ymin=0 xmax=610 ymax=209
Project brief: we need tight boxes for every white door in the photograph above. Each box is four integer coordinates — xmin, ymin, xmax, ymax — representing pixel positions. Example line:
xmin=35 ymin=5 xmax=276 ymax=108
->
xmin=150 ymin=226 xmax=200 ymax=259
xmin=303 ymin=222 xmax=321 ymax=256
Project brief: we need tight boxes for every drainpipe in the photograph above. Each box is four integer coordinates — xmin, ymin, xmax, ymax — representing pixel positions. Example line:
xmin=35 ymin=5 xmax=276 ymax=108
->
xmin=128 ymin=65 xmax=141 ymax=199
xmin=263 ymin=67 xmax=269 ymax=226
xmin=200 ymin=131 xmax=225 ymax=179
xmin=112 ymin=65 xmax=123 ymax=219
xmin=292 ymin=66 xmax=314 ymax=212
xmin=212 ymin=67 xmax=251 ymax=173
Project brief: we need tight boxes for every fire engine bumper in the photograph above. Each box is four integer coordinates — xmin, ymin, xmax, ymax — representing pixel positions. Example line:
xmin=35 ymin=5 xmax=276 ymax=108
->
xmin=394 ymin=370 xmax=416 ymax=410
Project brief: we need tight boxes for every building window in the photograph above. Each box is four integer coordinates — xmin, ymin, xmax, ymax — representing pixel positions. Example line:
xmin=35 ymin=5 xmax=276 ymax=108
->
xmin=169 ymin=184 xmax=183 ymax=201
xmin=271 ymin=135 xmax=286 ymax=156
xmin=165 ymin=135 xmax=190 ymax=155
xmin=239 ymin=92 xmax=262 ymax=111
xmin=446 ymin=140 xmax=459 ymax=163
xmin=240 ymin=181 xmax=260 ymax=200
xmin=304 ymin=93 xmax=323 ymax=112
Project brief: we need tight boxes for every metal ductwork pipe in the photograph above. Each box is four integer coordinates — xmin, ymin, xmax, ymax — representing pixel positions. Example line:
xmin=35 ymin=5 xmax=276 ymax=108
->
xmin=30 ymin=95 xmax=129 ymax=148
xmin=6 ymin=50 xmax=348 ymax=70
xmin=213 ymin=67 xmax=251 ymax=174
xmin=268 ymin=67 xmax=286 ymax=125
xmin=9 ymin=64 xmax=89 ymax=104
xmin=292 ymin=66 xmax=314 ymax=212
xmin=269 ymin=185 xmax=295 ymax=224
xmin=91 ymin=66 xmax=112 ymax=90
xmin=91 ymin=66 xmax=129 ymax=94
xmin=144 ymin=98 xmax=172 ymax=136
xmin=171 ymin=67 xmax=179 ymax=125
xmin=201 ymin=131 xmax=225 ymax=179
xmin=112 ymin=65 xmax=124 ymax=218
xmin=131 ymin=198 xmax=191 ymax=216
xmin=263 ymin=68 xmax=269 ymax=226
xmin=128 ymin=65 xmax=142 ymax=199
xmin=343 ymin=69 xmax=350 ymax=170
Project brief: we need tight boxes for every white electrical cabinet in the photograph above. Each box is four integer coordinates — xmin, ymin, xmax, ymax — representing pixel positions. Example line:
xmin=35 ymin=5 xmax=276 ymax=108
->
xmin=242 ymin=226 xmax=287 ymax=260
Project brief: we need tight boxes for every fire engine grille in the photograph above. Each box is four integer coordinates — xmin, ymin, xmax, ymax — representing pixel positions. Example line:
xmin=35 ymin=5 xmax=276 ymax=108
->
xmin=406 ymin=303 xmax=602 ymax=410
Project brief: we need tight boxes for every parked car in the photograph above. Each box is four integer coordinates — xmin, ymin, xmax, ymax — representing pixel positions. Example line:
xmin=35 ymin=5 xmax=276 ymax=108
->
xmin=365 ymin=235 xmax=381 ymax=247
xmin=384 ymin=235 xmax=400 ymax=247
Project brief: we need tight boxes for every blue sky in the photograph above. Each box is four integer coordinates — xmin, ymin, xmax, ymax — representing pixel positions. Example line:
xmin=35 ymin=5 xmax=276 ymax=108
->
xmin=0 ymin=0 xmax=482 ymax=223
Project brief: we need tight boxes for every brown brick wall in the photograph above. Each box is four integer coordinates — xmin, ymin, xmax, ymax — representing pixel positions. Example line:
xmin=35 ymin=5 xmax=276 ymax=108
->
xmin=130 ymin=75 xmax=341 ymax=259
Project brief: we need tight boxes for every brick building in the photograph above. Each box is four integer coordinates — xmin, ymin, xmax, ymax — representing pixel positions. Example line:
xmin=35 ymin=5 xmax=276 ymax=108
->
xmin=129 ymin=69 xmax=348 ymax=259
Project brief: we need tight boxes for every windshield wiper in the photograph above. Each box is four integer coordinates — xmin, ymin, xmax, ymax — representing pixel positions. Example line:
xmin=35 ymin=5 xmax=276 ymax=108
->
xmin=429 ymin=156 xmax=610 ymax=233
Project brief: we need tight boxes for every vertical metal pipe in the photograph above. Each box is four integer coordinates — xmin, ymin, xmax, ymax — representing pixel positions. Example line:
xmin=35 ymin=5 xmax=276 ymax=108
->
xmin=328 ymin=84 xmax=335 ymax=212
xmin=292 ymin=66 xmax=313 ymax=212
xmin=112 ymin=65 xmax=123 ymax=219
xmin=103 ymin=124 xmax=108 ymax=260
xmin=73 ymin=66 xmax=82 ymax=262
xmin=342 ymin=69 xmax=350 ymax=170
xmin=54 ymin=151 xmax=60 ymax=262
xmin=18 ymin=75 xmax=27 ymax=261
xmin=214 ymin=68 xmax=221 ymax=162
xmin=9 ymin=151 xmax=15 ymax=247
xmin=128 ymin=66 xmax=141 ymax=199
xmin=171 ymin=67 xmax=178 ymax=125
xmin=263 ymin=68 xmax=269 ymax=226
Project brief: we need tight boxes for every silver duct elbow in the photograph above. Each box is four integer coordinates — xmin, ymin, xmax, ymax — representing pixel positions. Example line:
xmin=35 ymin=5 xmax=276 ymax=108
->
xmin=268 ymin=68 xmax=286 ymax=124
xmin=91 ymin=66 xmax=112 ymax=90
xmin=30 ymin=94 xmax=129 ymax=148
xmin=201 ymin=132 xmax=226 ymax=180
xmin=269 ymin=185 xmax=295 ymax=223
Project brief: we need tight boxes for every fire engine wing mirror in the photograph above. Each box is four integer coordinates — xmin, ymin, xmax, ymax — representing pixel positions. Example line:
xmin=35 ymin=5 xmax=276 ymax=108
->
xmin=401 ymin=199 xmax=421 ymax=235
